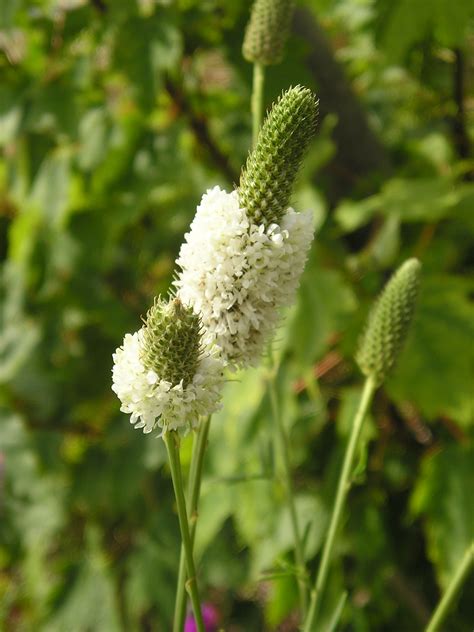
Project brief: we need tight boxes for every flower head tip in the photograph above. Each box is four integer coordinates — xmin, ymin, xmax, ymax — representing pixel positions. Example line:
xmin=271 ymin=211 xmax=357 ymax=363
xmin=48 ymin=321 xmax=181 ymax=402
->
xmin=239 ymin=85 xmax=319 ymax=226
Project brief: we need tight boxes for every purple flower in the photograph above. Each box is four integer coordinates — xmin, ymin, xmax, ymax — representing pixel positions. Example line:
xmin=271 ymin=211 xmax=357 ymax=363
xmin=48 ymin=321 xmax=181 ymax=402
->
xmin=184 ymin=603 xmax=219 ymax=632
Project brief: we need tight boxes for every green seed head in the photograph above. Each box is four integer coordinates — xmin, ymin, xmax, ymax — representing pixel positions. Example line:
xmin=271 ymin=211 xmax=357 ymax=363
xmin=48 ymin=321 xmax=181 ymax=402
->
xmin=356 ymin=259 xmax=422 ymax=385
xmin=140 ymin=297 xmax=203 ymax=388
xmin=242 ymin=0 xmax=295 ymax=66
xmin=239 ymin=86 xmax=319 ymax=226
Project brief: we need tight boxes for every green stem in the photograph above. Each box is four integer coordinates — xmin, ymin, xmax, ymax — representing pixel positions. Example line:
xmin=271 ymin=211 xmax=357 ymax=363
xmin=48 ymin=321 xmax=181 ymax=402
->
xmin=425 ymin=543 xmax=473 ymax=632
xmin=303 ymin=376 xmax=376 ymax=632
xmin=164 ymin=431 xmax=205 ymax=632
xmin=251 ymin=62 xmax=265 ymax=146
xmin=269 ymin=369 xmax=308 ymax=617
xmin=173 ymin=417 xmax=212 ymax=632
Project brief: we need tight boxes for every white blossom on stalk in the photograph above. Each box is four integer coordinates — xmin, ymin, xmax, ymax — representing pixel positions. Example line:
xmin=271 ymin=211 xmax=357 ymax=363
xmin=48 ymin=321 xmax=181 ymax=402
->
xmin=112 ymin=298 xmax=224 ymax=434
xmin=174 ymin=87 xmax=318 ymax=368
xmin=174 ymin=186 xmax=314 ymax=368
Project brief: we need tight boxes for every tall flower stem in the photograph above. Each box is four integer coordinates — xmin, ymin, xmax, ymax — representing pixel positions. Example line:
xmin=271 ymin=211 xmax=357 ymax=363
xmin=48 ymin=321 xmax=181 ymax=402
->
xmin=173 ymin=416 xmax=212 ymax=632
xmin=425 ymin=543 xmax=473 ymax=632
xmin=164 ymin=431 xmax=205 ymax=632
xmin=269 ymin=361 xmax=308 ymax=616
xmin=303 ymin=377 xmax=376 ymax=632
xmin=251 ymin=62 xmax=265 ymax=146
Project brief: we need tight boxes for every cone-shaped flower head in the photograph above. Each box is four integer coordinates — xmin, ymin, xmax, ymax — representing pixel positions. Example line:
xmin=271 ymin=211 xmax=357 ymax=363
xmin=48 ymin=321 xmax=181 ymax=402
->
xmin=174 ymin=87 xmax=318 ymax=368
xmin=242 ymin=0 xmax=295 ymax=66
xmin=112 ymin=297 xmax=224 ymax=434
xmin=356 ymin=259 xmax=422 ymax=385
xmin=140 ymin=297 xmax=201 ymax=388
xmin=239 ymin=86 xmax=319 ymax=226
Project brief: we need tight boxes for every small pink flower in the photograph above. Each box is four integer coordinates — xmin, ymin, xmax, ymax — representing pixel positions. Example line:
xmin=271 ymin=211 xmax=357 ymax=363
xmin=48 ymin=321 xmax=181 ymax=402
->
xmin=184 ymin=603 xmax=219 ymax=632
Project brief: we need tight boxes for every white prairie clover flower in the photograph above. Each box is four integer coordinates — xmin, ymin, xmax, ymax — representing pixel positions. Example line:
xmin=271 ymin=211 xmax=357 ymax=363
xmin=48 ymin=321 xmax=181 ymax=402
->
xmin=175 ymin=186 xmax=314 ymax=368
xmin=174 ymin=87 xmax=318 ymax=368
xmin=112 ymin=298 xmax=223 ymax=434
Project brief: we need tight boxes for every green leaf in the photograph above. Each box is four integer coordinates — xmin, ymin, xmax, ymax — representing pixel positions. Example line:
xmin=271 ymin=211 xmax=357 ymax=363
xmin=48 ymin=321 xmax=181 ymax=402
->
xmin=410 ymin=444 xmax=474 ymax=588
xmin=0 ymin=0 xmax=20 ymax=29
xmin=194 ymin=484 xmax=234 ymax=558
xmin=432 ymin=0 xmax=473 ymax=46
xmin=388 ymin=275 xmax=474 ymax=427
xmin=0 ymin=266 xmax=41 ymax=382
xmin=25 ymin=80 xmax=79 ymax=138
xmin=125 ymin=532 xmax=178 ymax=626
xmin=377 ymin=0 xmax=473 ymax=60
xmin=253 ymin=494 xmax=328 ymax=574
xmin=368 ymin=214 xmax=400 ymax=268
xmin=208 ymin=366 xmax=268 ymax=475
xmin=0 ymin=87 xmax=22 ymax=146
xmin=264 ymin=573 xmax=298 ymax=628
xmin=48 ymin=528 xmax=122 ymax=632
xmin=289 ymin=266 xmax=357 ymax=363
xmin=78 ymin=108 xmax=110 ymax=171
xmin=325 ymin=591 xmax=348 ymax=632
xmin=0 ymin=411 xmax=65 ymax=613
xmin=294 ymin=184 xmax=327 ymax=233
xmin=380 ymin=178 xmax=472 ymax=223
xmin=233 ymin=478 xmax=278 ymax=558
xmin=113 ymin=14 xmax=182 ymax=110
xmin=336 ymin=387 xmax=376 ymax=442
xmin=29 ymin=150 xmax=72 ymax=225
xmin=334 ymin=196 xmax=380 ymax=232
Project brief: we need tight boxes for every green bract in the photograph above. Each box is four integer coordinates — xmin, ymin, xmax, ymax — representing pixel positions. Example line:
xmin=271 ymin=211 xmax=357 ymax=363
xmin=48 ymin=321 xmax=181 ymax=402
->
xmin=140 ymin=297 xmax=203 ymax=388
xmin=239 ymin=86 xmax=319 ymax=226
xmin=242 ymin=0 xmax=295 ymax=65
xmin=356 ymin=258 xmax=422 ymax=385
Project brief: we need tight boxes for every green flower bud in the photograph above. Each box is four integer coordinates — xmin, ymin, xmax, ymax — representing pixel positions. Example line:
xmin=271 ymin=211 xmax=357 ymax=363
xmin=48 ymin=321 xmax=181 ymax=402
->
xmin=239 ymin=86 xmax=319 ymax=226
xmin=140 ymin=297 xmax=203 ymax=388
xmin=242 ymin=0 xmax=295 ymax=66
xmin=356 ymin=259 xmax=422 ymax=385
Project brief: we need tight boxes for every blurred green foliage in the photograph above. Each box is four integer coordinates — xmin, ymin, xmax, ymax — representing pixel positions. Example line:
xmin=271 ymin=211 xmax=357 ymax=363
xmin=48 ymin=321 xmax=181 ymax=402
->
xmin=1 ymin=0 xmax=473 ymax=630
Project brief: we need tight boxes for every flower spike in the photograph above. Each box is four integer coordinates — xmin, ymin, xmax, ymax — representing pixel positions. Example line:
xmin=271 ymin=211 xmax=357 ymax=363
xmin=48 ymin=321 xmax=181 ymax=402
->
xmin=175 ymin=87 xmax=318 ymax=368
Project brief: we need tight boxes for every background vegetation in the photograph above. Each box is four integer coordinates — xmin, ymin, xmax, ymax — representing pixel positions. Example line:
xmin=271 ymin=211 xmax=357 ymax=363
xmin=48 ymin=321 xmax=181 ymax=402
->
xmin=1 ymin=0 xmax=473 ymax=630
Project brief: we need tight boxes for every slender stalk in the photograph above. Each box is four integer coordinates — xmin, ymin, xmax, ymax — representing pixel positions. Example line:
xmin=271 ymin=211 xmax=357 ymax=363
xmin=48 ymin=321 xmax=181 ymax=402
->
xmin=164 ymin=431 xmax=205 ymax=632
xmin=173 ymin=416 xmax=212 ymax=632
xmin=269 ymin=369 xmax=308 ymax=616
xmin=425 ymin=543 xmax=473 ymax=632
xmin=303 ymin=377 xmax=376 ymax=632
xmin=251 ymin=62 xmax=265 ymax=146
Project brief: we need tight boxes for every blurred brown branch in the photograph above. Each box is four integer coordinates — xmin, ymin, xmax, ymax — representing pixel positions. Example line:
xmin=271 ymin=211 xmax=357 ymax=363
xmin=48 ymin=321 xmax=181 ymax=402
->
xmin=292 ymin=8 xmax=392 ymax=201
xmin=164 ymin=76 xmax=239 ymax=185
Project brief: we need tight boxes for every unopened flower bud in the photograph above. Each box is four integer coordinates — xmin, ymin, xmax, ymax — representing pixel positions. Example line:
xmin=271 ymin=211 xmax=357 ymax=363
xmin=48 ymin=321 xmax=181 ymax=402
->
xmin=356 ymin=259 xmax=422 ymax=385
xmin=242 ymin=0 xmax=295 ymax=66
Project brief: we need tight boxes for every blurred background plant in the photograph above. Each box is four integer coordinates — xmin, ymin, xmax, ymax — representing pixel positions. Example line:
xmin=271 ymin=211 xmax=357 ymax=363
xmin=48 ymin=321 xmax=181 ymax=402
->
xmin=0 ymin=0 xmax=473 ymax=630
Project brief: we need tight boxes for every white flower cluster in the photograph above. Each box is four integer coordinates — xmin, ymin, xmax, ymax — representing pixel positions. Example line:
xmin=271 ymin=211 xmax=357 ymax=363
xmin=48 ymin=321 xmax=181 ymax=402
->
xmin=112 ymin=329 xmax=223 ymax=434
xmin=174 ymin=186 xmax=314 ymax=368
